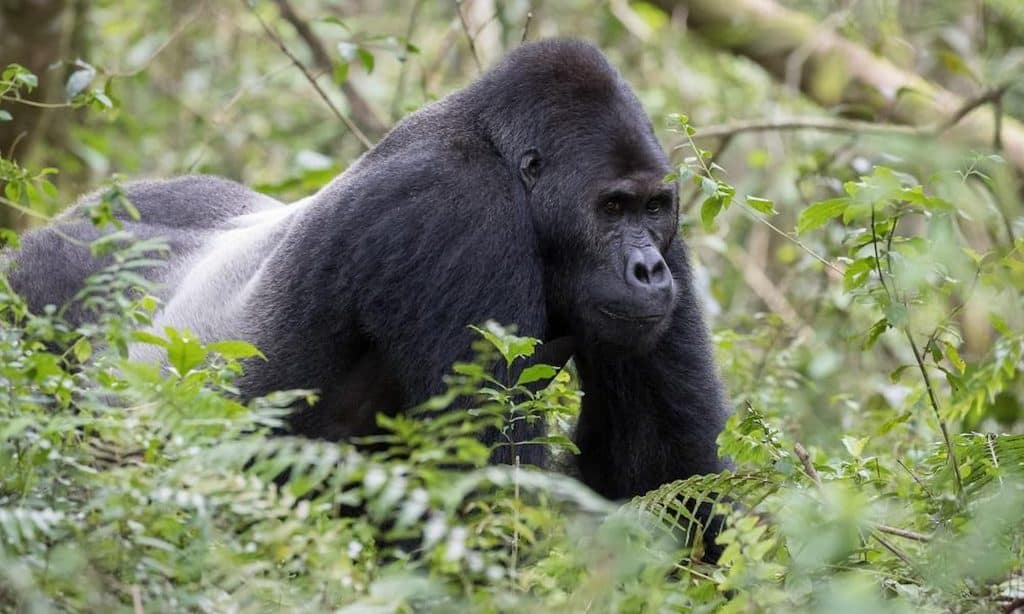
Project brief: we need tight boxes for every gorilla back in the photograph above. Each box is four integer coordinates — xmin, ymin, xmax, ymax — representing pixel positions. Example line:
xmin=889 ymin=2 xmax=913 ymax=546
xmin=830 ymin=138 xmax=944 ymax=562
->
xmin=4 ymin=39 xmax=729 ymax=502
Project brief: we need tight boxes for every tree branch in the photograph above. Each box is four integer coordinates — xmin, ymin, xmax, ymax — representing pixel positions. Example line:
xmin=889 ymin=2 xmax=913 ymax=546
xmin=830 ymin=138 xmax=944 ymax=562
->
xmin=242 ymin=0 xmax=373 ymax=150
xmin=688 ymin=85 xmax=1011 ymax=144
xmin=660 ymin=0 xmax=1024 ymax=172
xmin=271 ymin=0 xmax=388 ymax=139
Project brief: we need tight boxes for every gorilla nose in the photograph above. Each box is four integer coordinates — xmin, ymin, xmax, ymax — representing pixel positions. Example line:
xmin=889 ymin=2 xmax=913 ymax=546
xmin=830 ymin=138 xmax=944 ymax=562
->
xmin=625 ymin=246 xmax=671 ymax=291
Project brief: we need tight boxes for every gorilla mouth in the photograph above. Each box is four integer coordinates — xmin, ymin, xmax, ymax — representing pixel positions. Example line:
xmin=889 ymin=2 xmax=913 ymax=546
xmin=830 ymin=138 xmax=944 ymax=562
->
xmin=598 ymin=307 xmax=666 ymax=323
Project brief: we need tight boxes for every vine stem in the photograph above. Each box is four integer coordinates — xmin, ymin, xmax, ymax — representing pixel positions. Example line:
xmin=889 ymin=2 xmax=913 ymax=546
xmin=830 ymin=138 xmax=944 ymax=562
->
xmin=906 ymin=330 xmax=963 ymax=497
xmin=868 ymin=205 xmax=962 ymax=498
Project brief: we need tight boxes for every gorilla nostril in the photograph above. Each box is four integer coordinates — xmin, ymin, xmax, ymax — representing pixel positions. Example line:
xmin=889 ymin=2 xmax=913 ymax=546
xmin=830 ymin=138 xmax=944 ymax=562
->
xmin=633 ymin=262 xmax=650 ymax=284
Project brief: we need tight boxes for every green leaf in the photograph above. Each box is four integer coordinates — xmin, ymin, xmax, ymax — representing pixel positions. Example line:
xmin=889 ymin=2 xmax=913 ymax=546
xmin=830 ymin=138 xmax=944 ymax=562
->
xmin=862 ymin=317 xmax=889 ymax=350
xmin=529 ymin=435 xmax=581 ymax=455
xmin=14 ymin=70 xmax=37 ymax=90
xmin=700 ymin=196 xmax=723 ymax=230
xmin=131 ymin=330 xmax=167 ymax=347
xmin=65 ymin=66 xmax=95 ymax=98
xmin=72 ymin=338 xmax=92 ymax=363
xmin=843 ymin=257 xmax=876 ymax=291
xmin=164 ymin=328 xmax=207 ymax=375
xmin=207 ymin=340 xmax=265 ymax=361
xmin=90 ymin=92 xmax=113 ymax=110
xmin=700 ymin=176 xmax=717 ymax=198
xmin=356 ymin=47 xmax=375 ymax=73
xmin=797 ymin=198 xmax=848 ymax=234
xmin=318 ymin=15 xmax=350 ymax=30
xmin=841 ymin=436 xmax=869 ymax=459
xmin=332 ymin=61 xmax=349 ymax=85
xmin=0 ymin=228 xmax=20 ymax=248
xmin=944 ymin=342 xmax=965 ymax=374
xmin=884 ymin=303 xmax=908 ymax=328
xmin=516 ymin=364 xmax=558 ymax=387
xmin=745 ymin=195 xmax=776 ymax=215
xmin=470 ymin=321 xmax=538 ymax=367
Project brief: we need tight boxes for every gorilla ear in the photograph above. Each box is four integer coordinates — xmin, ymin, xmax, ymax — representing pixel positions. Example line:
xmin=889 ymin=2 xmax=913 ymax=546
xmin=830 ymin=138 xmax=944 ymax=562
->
xmin=518 ymin=149 xmax=542 ymax=192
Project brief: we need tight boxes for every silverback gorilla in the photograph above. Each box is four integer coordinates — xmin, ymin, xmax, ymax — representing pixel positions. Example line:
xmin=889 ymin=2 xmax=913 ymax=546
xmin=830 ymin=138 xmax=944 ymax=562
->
xmin=5 ymin=40 xmax=729 ymax=502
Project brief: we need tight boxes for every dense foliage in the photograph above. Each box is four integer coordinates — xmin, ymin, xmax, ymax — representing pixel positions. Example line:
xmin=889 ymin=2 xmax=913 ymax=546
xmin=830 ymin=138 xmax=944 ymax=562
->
xmin=1 ymin=1 xmax=1022 ymax=612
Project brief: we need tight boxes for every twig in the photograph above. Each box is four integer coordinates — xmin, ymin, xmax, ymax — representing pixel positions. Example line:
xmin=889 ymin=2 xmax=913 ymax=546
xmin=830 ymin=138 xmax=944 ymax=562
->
xmin=184 ymin=62 xmax=294 ymax=172
xmin=757 ymin=213 xmax=843 ymax=275
xmin=896 ymin=458 xmax=935 ymax=499
xmin=131 ymin=584 xmax=144 ymax=614
xmin=869 ymin=205 xmax=962 ymax=498
xmin=242 ymin=0 xmax=372 ymax=150
xmin=688 ymin=84 xmax=1012 ymax=144
xmin=0 ymin=194 xmax=53 ymax=222
xmin=6 ymin=131 xmax=27 ymax=160
xmin=391 ymin=0 xmax=426 ymax=121
xmin=687 ymin=116 xmax=919 ymax=142
xmin=272 ymin=0 xmax=387 ymax=138
xmin=679 ymin=126 xmax=843 ymax=276
xmin=797 ymin=443 xmax=930 ymax=554
xmin=0 ymin=96 xmax=74 ymax=109
xmin=874 ymin=524 xmax=931 ymax=542
xmin=1003 ymin=597 xmax=1024 ymax=614
xmin=793 ymin=442 xmax=821 ymax=487
xmin=521 ymin=7 xmax=534 ymax=44
xmin=935 ymin=84 xmax=1010 ymax=136
xmin=456 ymin=0 xmax=483 ymax=73
xmin=106 ymin=6 xmax=205 ymax=78
xmin=906 ymin=331 xmax=963 ymax=498
xmin=871 ymin=532 xmax=918 ymax=570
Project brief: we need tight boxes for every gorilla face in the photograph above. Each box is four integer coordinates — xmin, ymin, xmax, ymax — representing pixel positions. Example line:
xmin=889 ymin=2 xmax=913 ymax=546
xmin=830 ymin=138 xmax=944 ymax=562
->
xmin=574 ymin=171 xmax=679 ymax=351
xmin=523 ymin=146 xmax=680 ymax=352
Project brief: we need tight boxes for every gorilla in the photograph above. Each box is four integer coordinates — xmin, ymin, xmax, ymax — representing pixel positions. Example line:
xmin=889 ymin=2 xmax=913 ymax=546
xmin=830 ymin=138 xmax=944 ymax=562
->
xmin=4 ymin=39 xmax=729 ymax=502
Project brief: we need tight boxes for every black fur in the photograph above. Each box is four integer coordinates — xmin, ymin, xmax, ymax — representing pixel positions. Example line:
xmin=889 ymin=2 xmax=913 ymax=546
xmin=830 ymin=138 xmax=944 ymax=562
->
xmin=4 ymin=40 xmax=729 ymax=501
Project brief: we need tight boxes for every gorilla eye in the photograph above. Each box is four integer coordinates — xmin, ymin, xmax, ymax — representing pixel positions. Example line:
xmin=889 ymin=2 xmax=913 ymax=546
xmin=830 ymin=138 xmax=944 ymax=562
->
xmin=603 ymin=200 xmax=622 ymax=215
xmin=646 ymin=200 xmax=662 ymax=213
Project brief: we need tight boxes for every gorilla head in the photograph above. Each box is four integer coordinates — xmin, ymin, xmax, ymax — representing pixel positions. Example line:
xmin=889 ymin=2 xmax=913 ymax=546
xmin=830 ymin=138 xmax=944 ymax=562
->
xmin=473 ymin=41 xmax=679 ymax=352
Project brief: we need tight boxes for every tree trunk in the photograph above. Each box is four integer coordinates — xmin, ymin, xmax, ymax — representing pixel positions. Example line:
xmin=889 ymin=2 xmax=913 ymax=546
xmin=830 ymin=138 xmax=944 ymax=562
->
xmin=0 ymin=0 xmax=70 ymax=229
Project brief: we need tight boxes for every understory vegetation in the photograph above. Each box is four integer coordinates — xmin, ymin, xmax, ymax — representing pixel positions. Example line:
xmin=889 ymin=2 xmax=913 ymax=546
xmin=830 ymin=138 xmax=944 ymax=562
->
xmin=1 ymin=1 xmax=1023 ymax=612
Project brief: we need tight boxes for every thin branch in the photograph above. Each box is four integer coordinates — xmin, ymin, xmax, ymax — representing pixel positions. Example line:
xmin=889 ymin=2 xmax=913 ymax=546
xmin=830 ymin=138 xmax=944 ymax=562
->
xmin=871 ymin=532 xmax=918 ymax=570
xmin=935 ymin=84 xmax=1010 ymax=136
xmin=869 ymin=205 xmax=963 ymax=498
xmin=0 ymin=195 xmax=90 ymax=247
xmin=272 ymin=0 xmax=387 ymax=138
xmin=184 ymin=61 xmax=294 ymax=172
xmin=755 ymin=212 xmax=843 ymax=275
xmin=456 ymin=0 xmax=483 ymax=73
xmin=874 ymin=524 xmax=931 ymax=543
xmin=688 ymin=84 xmax=1012 ymax=144
xmin=0 ymin=194 xmax=54 ymax=221
xmin=793 ymin=442 xmax=821 ymax=487
xmin=678 ymin=126 xmax=843 ymax=275
xmin=896 ymin=458 xmax=936 ymax=499
xmin=106 ymin=5 xmax=205 ymax=78
xmin=0 ymin=96 xmax=74 ymax=109
xmin=391 ymin=0 xmax=426 ymax=121
xmin=242 ymin=0 xmax=372 ymax=150
xmin=906 ymin=330 xmax=963 ymax=497
xmin=521 ymin=7 xmax=534 ymax=44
